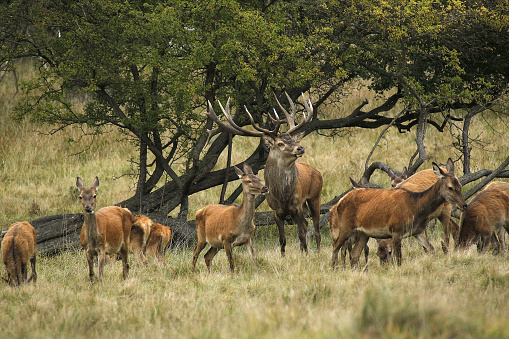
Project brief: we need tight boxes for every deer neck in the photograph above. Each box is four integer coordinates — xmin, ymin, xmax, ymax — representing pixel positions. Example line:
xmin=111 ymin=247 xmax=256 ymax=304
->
xmin=265 ymin=152 xmax=298 ymax=204
xmin=83 ymin=212 xmax=100 ymax=245
xmin=405 ymin=180 xmax=445 ymax=218
xmin=237 ymin=191 xmax=256 ymax=233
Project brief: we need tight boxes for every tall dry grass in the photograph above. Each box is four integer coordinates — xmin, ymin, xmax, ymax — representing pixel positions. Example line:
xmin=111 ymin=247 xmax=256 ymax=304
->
xmin=1 ymin=61 xmax=509 ymax=338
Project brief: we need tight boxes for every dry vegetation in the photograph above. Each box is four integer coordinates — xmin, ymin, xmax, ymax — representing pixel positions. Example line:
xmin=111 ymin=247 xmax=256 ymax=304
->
xmin=1 ymin=62 xmax=509 ymax=338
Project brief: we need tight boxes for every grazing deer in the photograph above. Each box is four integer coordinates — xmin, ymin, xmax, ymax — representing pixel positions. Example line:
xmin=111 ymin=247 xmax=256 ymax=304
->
xmin=76 ymin=177 xmax=133 ymax=283
xmin=388 ymin=166 xmax=460 ymax=253
xmin=146 ymin=222 xmax=172 ymax=263
xmin=205 ymin=93 xmax=322 ymax=256
xmin=330 ymin=159 xmax=467 ymax=268
xmin=1 ymin=221 xmax=37 ymax=287
xmin=376 ymin=239 xmax=393 ymax=265
xmin=130 ymin=214 xmax=153 ymax=265
xmin=192 ymin=163 xmax=269 ymax=273
xmin=339 ymin=178 xmax=370 ymax=267
xmin=483 ymin=181 xmax=509 ymax=252
xmin=456 ymin=188 xmax=509 ymax=252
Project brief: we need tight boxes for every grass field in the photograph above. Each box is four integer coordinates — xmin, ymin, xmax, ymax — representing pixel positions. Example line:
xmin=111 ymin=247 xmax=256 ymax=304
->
xmin=1 ymin=61 xmax=509 ymax=338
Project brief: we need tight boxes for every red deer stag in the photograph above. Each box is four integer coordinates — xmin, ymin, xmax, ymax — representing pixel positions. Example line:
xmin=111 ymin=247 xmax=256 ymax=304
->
xmin=146 ymin=222 xmax=172 ymax=263
xmin=456 ymin=187 xmax=509 ymax=252
xmin=1 ymin=221 xmax=37 ymax=286
xmin=130 ymin=214 xmax=153 ymax=265
xmin=76 ymin=177 xmax=133 ymax=283
xmin=192 ymin=163 xmax=269 ymax=273
xmin=330 ymin=159 xmax=466 ymax=268
xmin=388 ymin=166 xmax=460 ymax=253
xmin=205 ymin=93 xmax=322 ymax=256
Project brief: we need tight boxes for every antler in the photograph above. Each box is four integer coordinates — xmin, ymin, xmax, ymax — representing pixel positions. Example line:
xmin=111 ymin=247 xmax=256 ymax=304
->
xmin=205 ymin=98 xmax=282 ymax=142
xmin=274 ymin=92 xmax=313 ymax=135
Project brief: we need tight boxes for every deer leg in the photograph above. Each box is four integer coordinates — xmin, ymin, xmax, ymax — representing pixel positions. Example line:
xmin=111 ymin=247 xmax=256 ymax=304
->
xmin=119 ymin=246 xmax=129 ymax=280
xmin=363 ymin=243 xmax=370 ymax=265
xmin=392 ymin=235 xmax=403 ymax=266
xmin=223 ymin=242 xmax=235 ymax=273
xmin=307 ymin=198 xmax=322 ymax=251
xmin=246 ymin=239 xmax=258 ymax=273
xmin=274 ymin=214 xmax=287 ymax=257
xmin=493 ymin=228 xmax=506 ymax=254
xmin=291 ymin=211 xmax=308 ymax=254
xmin=21 ymin=262 xmax=28 ymax=283
xmin=204 ymin=247 xmax=220 ymax=273
xmin=414 ymin=230 xmax=434 ymax=253
xmin=192 ymin=241 xmax=207 ymax=273
xmin=86 ymin=249 xmax=96 ymax=283
xmin=331 ymin=231 xmax=353 ymax=269
xmin=28 ymin=255 xmax=37 ymax=284
xmin=350 ymin=233 xmax=369 ymax=269
xmin=340 ymin=244 xmax=347 ymax=267
xmin=97 ymin=249 xmax=106 ymax=283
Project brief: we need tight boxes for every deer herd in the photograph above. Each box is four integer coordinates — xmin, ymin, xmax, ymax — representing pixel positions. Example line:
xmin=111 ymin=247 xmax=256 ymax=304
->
xmin=2 ymin=94 xmax=509 ymax=286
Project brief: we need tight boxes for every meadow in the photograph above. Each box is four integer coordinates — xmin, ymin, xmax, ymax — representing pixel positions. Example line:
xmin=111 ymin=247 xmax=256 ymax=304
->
xmin=1 ymin=61 xmax=509 ymax=338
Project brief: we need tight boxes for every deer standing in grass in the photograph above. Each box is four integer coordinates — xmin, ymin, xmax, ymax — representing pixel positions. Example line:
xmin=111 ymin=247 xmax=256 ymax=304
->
xmin=482 ymin=181 xmax=509 ymax=252
xmin=146 ymin=222 xmax=172 ymax=263
xmin=205 ymin=93 xmax=323 ymax=256
xmin=130 ymin=214 xmax=153 ymax=265
xmin=330 ymin=159 xmax=467 ymax=268
xmin=1 ymin=221 xmax=37 ymax=286
xmin=192 ymin=164 xmax=268 ymax=273
xmin=388 ymin=166 xmax=460 ymax=253
xmin=456 ymin=187 xmax=509 ymax=252
xmin=77 ymin=177 xmax=133 ymax=283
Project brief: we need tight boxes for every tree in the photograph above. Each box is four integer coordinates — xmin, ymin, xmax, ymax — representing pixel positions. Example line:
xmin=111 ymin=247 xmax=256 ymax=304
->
xmin=1 ymin=0 xmax=508 ymax=223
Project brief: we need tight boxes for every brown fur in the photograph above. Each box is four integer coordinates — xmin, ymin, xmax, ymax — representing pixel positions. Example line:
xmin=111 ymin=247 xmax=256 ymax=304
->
xmin=130 ymin=214 xmax=153 ymax=265
xmin=456 ymin=188 xmax=509 ymax=251
xmin=1 ymin=221 xmax=37 ymax=286
xmin=264 ymin=133 xmax=323 ymax=256
xmin=146 ymin=222 xmax=172 ymax=263
xmin=388 ymin=167 xmax=460 ymax=253
xmin=330 ymin=159 xmax=466 ymax=268
xmin=484 ymin=182 xmax=509 ymax=252
xmin=192 ymin=164 xmax=268 ymax=273
xmin=205 ymin=94 xmax=322 ymax=256
xmin=77 ymin=177 xmax=133 ymax=283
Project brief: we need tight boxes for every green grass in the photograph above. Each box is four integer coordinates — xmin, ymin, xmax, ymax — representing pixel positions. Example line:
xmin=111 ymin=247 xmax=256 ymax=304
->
xmin=1 ymin=61 xmax=509 ymax=338
xmin=1 ymin=236 xmax=509 ymax=338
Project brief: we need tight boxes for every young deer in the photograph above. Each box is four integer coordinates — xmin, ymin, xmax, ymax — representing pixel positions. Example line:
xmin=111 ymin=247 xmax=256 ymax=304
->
xmin=130 ymin=214 xmax=153 ymax=265
xmin=76 ymin=177 xmax=133 ymax=283
xmin=192 ymin=163 xmax=268 ymax=273
xmin=456 ymin=187 xmax=509 ymax=252
xmin=205 ymin=93 xmax=322 ymax=256
xmin=388 ymin=166 xmax=460 ymax=253
xmin=145 ymin=222 xmax=172 ymax=263
xmin=1 ymin=221 xmax=37 ymax=286
xmin=330 ymin=159 xmax=467 ymax=268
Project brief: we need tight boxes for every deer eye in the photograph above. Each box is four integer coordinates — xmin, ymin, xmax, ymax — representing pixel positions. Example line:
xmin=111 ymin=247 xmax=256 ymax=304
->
xmin=78 ymin=196 xmax=83 ymax=200
xmin=448 ymin=187 xmax=453 ymax=191
xmin=277 ymin=142 xmax=285 ymax=147
xmin=93 ymin=195 xmax=97 ymax=198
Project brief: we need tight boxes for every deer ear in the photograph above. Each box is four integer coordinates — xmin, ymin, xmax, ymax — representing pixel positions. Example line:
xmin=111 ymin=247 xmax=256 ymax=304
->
xmin=234 ymin=166 xmax=244 ymax=178
xmin=243 ymin=163 xmax=253 ymax=175
xmin=445 ymin=158 xmax=454 ymax=175
xmin=92 ymin=176 xmax=99 ymax=190
xmin=76 ymin=177 xmax=84 ymax=191
xmin=432 ymin=162 xmax=446 ymax=179
xmin=292 ymin=131 xmax=305 ymax=143
xmin=263 ymin=135 xmax=274 ymax=148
